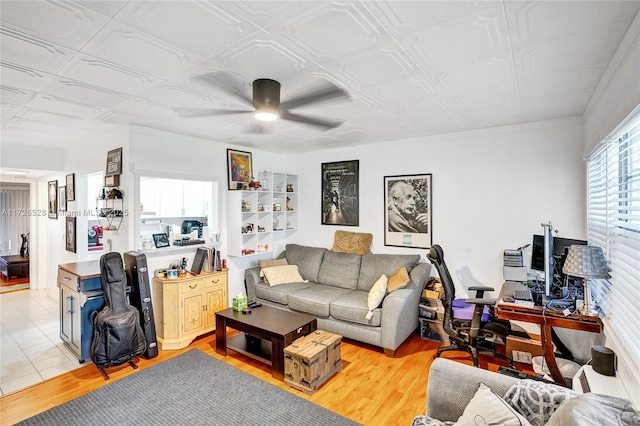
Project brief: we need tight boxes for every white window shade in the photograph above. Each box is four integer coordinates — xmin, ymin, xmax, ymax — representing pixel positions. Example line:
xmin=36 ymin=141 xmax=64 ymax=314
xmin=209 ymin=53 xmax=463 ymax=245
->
xmin=587 ymin=105 xmax=640 ymax=396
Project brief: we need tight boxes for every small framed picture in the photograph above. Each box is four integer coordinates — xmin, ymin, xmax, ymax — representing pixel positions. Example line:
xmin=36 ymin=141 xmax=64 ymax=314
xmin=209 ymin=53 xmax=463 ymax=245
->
xmin=153 ymin=233 xmax=170 ymax=248
xmin=384 ymin=173 xmax=432 ymax=249
xmin=58 ymin=186 xmax=66 ymax=212
xmin=227 ymin=148 xmax=252 ymax=190
xmin=106 ymin=147 xmax=123 ymax=176
xmin=66 ymin=216 xmax=76 ymax=253
xmin=66 ymin=173 xmax=75 ymax=201
xmin=48 ymin=180 xmax=58 ymax=219
xmin=104 ymin=174 xmax=120 ymax=187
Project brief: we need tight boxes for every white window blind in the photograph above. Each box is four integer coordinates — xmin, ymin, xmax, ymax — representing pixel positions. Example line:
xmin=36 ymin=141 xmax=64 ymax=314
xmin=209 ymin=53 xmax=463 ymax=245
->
xmin=587 ymin=106 xmax=640 ymax=379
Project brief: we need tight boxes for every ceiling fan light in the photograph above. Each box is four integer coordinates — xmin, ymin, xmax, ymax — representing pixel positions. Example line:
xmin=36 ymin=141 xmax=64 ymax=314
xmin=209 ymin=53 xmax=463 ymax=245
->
xmin=254 ymin=108 xmax=279 ymax=122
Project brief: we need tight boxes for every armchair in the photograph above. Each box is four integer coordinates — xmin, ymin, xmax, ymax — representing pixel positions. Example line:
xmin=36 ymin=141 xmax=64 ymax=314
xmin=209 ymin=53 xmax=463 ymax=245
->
xmin=427 ymin=244 xmax=513 ymax=367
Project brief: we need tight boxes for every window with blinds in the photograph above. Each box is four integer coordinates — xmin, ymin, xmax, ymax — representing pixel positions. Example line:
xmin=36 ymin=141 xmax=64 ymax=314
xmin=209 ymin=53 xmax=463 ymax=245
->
xmin=586 ymin=105 xmax=640 ymax=380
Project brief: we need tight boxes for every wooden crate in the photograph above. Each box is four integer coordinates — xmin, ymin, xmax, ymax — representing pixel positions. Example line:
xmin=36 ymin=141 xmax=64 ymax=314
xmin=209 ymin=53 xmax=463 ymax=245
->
xmin=284 ymin=330 xmax=342 ymax=394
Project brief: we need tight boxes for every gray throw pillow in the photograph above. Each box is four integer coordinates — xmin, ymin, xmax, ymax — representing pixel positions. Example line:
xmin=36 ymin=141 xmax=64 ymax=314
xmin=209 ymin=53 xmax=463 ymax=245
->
xmin=546 ymin=393 xmax=640 ymax=426
xmin=504 ymin=379 xmax=577 ymax=426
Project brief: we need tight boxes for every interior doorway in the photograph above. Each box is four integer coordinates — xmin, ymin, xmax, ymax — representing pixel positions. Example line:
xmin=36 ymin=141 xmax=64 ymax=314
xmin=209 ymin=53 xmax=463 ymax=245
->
xmin=0 ymin=182 xmax=31 ymax=293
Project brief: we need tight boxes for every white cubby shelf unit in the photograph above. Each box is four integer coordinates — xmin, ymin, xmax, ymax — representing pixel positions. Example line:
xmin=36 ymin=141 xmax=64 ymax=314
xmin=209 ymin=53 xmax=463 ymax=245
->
xmin=227 ymin=173 xmax=298 ymax=257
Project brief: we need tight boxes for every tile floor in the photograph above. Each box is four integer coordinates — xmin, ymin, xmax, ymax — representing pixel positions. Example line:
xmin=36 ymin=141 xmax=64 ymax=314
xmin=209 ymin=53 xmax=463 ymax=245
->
xmin=0 ymin=289 xmax=85 ymax=395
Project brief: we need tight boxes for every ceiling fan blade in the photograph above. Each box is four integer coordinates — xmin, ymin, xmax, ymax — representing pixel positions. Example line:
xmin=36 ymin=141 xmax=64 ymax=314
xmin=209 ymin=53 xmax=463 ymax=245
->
xmin=279 ymin=81 xmax=349 ymax=111
xmin=191 ymin=72 xmax=253 ymax=107
xmin=280 ymin=111 xmax=343 ymax=130
xmin=175 ymin=108 xmax=252 ymax=118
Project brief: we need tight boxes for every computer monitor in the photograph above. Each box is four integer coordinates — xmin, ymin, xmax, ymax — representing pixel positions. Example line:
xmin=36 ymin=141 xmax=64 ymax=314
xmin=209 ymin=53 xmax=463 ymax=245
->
xmin=530 ymin=222 xmax=554 ymax=296
xmin=531 ymin=232 xmax=587 ymax=296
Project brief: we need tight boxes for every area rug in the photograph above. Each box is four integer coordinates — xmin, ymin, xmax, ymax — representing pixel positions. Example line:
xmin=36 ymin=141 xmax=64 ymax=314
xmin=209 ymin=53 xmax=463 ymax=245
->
xmin=17 ymin=349 xmax=360 ymax=426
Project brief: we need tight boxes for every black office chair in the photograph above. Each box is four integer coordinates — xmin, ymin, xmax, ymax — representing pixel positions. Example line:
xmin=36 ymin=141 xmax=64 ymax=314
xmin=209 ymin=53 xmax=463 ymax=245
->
xmin=427 ymin=244 xmax=513 ymax=368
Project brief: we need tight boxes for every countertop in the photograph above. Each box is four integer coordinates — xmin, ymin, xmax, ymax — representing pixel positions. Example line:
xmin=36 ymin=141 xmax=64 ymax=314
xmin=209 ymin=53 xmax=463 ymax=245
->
xmin=58 ymin=260 xmax=100 ymax=279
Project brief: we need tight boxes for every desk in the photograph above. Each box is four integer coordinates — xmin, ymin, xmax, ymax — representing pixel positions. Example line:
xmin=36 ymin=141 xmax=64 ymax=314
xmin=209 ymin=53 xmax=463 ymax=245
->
xmin=495 ymin=282 xmax=602 ymax=387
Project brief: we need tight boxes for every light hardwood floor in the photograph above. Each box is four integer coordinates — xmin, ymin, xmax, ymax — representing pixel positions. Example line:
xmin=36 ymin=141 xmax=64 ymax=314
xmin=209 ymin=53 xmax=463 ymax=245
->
xmin=0 ymin=330 xmax=515 ymax=425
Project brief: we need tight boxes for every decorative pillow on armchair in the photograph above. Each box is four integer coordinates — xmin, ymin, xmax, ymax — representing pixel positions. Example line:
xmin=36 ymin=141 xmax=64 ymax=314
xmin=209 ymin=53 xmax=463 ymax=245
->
xmin=504 ymin=379 xmax=577 ymax=426
xmin=454 ymin=383 xmax=531 ymax=426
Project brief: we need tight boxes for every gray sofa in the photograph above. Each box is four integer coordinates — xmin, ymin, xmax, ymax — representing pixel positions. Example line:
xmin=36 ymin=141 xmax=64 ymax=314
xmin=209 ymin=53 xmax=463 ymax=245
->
xmin=417 ymin=358 xmax=639 ymax=425
xmin=244 ymin=244 xmax=432 ymax=356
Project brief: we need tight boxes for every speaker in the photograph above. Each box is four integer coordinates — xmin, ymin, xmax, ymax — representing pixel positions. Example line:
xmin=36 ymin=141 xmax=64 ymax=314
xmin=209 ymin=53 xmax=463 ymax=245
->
xmin=591 ymin=345 xmax=615 ymax=376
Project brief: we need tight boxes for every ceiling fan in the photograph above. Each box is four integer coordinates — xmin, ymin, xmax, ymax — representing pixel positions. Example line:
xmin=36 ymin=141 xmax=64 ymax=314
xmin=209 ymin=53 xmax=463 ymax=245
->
xmin=176 ymin=72 xmax=349 ymax=131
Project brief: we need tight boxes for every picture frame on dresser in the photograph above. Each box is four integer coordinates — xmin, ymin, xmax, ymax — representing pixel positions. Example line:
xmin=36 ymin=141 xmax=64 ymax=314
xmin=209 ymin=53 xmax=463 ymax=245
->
xmin=384 ymin=173 xmax=432 ymax=249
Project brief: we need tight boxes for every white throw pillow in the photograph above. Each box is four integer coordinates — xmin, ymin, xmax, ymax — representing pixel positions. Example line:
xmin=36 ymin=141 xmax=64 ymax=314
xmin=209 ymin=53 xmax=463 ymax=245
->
xmin=261 ymin=265 xmax=307 ymax=286
xmin=366 ymin=274 xmax=388 ymax=320
xmin=455 ymin=383 xmax=531 ymax=426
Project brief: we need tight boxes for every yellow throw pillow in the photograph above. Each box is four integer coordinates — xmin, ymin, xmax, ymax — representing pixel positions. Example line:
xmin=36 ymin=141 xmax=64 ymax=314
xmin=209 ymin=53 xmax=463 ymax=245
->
xmin=387 ymin=267 xmax=410 ymax=293
xmin=330 ymin=230 xmax=373 ymax=255
xmin=258 ymin=258 xmax=288 ymax=277
xmin=366 ymin=274 xmax=388 ymax=320
xmin=261 ymin=265 xmax=307 ymax=286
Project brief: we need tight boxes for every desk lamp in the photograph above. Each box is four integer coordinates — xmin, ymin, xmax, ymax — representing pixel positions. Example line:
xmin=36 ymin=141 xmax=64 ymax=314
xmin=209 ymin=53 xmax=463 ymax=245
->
xmin=562 ymin=245 xmax=610 ymax=316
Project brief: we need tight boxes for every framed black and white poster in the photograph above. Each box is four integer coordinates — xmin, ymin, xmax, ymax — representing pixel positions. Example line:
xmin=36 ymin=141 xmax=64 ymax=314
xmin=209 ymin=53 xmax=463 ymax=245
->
xmin=384 ymin=174 xmax=432 ymax=249
xmin=106 ymin=147 xmax=123 ymax=176
xmin=321 ymin=160 xmax=359 ymax=226
xmin=66 ymin=216 xmax=76 ymax=253
xmin=66 ymin=173 xmax=75 ymax=201
xmin=48 ymin=180 xmax=58 ymax=219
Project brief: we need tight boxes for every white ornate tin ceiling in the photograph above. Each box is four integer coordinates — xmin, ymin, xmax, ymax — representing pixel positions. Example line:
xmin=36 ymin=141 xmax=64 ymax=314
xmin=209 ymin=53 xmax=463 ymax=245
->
xmin=1 ymin=1 xmax=639 ymax=154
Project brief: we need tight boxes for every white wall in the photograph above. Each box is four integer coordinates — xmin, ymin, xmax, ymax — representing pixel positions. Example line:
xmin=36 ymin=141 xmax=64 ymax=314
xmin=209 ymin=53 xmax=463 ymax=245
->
xmin=288 ymin=117 xmax=586 ymax=298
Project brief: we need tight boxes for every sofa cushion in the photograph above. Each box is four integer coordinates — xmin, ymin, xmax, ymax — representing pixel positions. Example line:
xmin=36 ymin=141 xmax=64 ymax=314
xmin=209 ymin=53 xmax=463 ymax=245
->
xmin=329 ymin=291 xmax=382 ymax=326
xmin=255 ymin=281 xmax=315 ymax=305
xmin=456 ymin=383 xmax=531 ymax=426
xmin=288 ymin=284 xmax=353 ymax=318
xmin=317 ymin=251 xmax=362 ymax=290
xmin=285 ymin=244 xmax=327 ymax=283
xmin=358 ymin=254 xmax=421 ymax=292
xmin=330 ymin=230 xmax=373 ymax=255
xmin=262 ymin=265 xmax=307 ymax=286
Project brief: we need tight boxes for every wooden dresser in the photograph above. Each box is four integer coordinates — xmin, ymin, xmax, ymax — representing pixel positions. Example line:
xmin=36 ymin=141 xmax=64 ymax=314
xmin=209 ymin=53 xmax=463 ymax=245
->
xmin=152 ymin=270 xmax=228 ymax=350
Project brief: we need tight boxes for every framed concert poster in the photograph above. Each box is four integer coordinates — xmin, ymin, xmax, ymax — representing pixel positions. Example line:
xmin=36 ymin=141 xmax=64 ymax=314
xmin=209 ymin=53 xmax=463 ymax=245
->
xmin=384 ymin=173 xmax=432 ymax=249
xmin=227 ymin=148 xmax=252 ymax=190
xmin=48 ymin=180 xmax=58 ymax=219
xmin=321 ymin=160 xmax=359 ymax=226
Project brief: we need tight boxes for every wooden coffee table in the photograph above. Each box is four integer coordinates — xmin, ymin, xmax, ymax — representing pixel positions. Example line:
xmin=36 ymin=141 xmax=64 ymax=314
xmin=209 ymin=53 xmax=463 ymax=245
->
xmin=215 ymin=305 xmax=317 ymax=380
